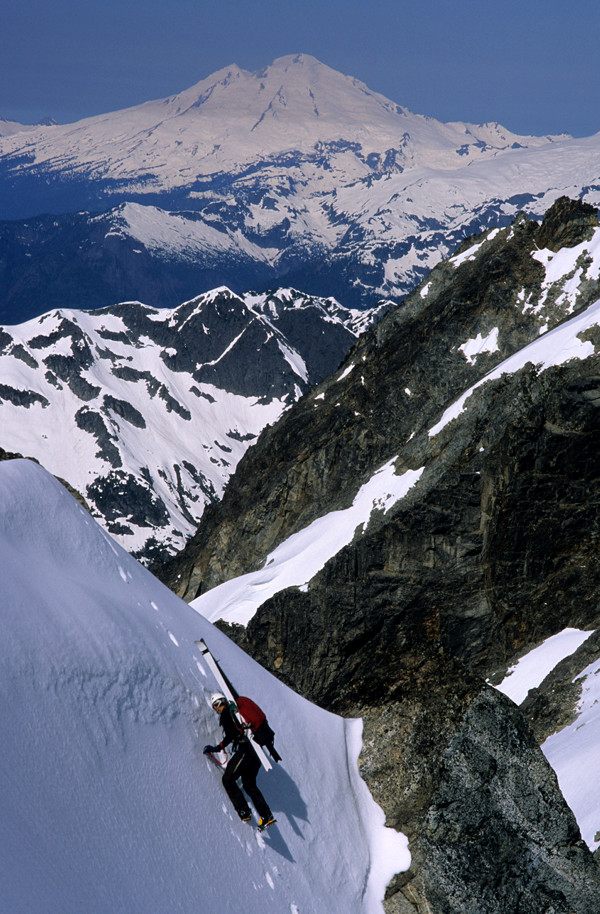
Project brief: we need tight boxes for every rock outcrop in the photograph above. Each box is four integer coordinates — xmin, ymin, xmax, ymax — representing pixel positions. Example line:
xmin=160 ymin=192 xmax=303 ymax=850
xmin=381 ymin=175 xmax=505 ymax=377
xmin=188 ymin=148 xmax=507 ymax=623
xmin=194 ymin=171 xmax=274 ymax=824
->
xmin=157 ymin=198 xmax=598 ymax=604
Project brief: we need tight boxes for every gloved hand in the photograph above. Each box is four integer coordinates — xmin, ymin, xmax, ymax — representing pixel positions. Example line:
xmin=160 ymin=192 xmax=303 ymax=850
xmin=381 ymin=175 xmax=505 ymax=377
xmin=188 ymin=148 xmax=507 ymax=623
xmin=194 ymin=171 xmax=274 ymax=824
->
xmin=203 ymin=744 xmax=219 ymax=755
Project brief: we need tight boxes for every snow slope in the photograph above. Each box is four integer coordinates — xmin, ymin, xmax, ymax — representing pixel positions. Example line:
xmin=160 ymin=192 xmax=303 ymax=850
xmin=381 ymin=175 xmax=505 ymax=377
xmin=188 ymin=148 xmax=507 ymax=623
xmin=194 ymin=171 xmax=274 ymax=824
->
xmin=0 ymin=458 xmax=408 ymax=913
xmin=543 ymin=653 xmax=600 ymax=852
xmin=0 ymin=117 xmax=34 ymax=137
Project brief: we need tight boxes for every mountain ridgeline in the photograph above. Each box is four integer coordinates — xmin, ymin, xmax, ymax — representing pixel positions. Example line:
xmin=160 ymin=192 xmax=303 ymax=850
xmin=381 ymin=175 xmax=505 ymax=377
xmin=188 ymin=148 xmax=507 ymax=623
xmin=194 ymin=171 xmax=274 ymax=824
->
xmin=157 ymin=198 xmax=600 ymax=912
xmin=2 ymin=54 xmax=600 ymax=320
xmin=0 ymin=287 xmax=379 ymax=561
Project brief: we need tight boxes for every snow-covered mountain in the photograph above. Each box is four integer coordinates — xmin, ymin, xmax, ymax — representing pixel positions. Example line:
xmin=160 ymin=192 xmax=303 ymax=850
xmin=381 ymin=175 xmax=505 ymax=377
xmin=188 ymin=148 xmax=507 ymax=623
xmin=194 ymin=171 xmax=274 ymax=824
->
xmin=0 ymin=457 xmax=407 ymax=913
xmin=0 ymin=54 xmax=561 ymax=198
xmin=0 ymin=286 xmax=377 ymax=561
xmin=0 ymin=116 xmax=34 ymax=137
xmin=4 ymin=197 xmax=600 ymax=910
xmin=2 ymin=54 xmax=600 ymax=316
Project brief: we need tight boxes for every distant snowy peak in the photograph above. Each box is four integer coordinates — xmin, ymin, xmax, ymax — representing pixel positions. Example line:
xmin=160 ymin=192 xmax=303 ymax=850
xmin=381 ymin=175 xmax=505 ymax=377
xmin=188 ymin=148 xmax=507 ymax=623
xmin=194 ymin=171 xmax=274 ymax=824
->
xmin=163 ymin=53 xmax=415 ymax=150
xmin=0 ymin=54 xmax=565 ymax=185
xmin=0 ymin=115 xmax=57 ymax=136
xmin=0 ymin=117 xmax=34 ymax=137
xmin=2 ymin=54 xmax=597 ymax=314
xmin=0 ymin=286 xmax=376 ymax=561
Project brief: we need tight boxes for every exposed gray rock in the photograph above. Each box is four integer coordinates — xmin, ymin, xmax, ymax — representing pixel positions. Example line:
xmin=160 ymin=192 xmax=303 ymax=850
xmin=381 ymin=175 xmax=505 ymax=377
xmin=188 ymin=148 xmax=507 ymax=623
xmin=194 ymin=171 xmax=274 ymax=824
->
xmin=0 ymin=384 xmax=49 ymax=408
xmin=102 ymin=394 xmax=146 ymax=429
xmin=536 ymin=196 xmax=598 ymax=252
xmin=86 ymin=469 xmax=170 ymax=531
xmin=156 ymin=200 xmax=599 ymax=601
xmin=361 ymin=686 xmax=600 ymax=914
xmin=74 ymin=407 xmax=122 ymax=468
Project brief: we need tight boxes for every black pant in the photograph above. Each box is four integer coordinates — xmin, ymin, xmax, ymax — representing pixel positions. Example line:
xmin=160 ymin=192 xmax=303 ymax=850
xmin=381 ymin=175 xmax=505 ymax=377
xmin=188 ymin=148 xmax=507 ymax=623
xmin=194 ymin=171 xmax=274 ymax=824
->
xmin=222 ymin=745 xmax=271 ymax=820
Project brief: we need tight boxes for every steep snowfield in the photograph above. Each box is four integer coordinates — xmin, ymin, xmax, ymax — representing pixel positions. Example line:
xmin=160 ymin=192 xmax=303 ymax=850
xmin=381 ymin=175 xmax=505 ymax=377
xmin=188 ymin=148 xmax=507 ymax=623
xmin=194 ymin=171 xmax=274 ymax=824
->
xmin=542 ymin=654 xmax=600 ymax=852
xmin=0 ymin=458 xmax=409 ymax=913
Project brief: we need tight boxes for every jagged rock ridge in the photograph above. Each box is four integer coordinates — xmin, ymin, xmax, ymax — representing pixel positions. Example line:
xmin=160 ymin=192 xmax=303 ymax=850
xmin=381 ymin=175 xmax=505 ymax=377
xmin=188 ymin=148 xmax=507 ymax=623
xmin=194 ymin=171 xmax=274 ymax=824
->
xmin=157 ymin=198 xmax=600 ymax=911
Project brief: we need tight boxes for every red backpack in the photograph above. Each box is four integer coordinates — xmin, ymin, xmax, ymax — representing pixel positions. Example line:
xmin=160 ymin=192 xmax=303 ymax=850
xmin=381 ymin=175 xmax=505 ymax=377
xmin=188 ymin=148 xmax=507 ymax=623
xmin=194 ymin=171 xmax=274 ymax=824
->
xmin=236 ymin=696 xmax=267 ymax=732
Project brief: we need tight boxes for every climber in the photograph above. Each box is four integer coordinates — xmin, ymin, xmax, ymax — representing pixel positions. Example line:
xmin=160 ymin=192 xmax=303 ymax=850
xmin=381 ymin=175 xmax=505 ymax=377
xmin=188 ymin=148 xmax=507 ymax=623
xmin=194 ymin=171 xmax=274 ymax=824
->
xmin=204 ymin=692 xmax=276 ymax=829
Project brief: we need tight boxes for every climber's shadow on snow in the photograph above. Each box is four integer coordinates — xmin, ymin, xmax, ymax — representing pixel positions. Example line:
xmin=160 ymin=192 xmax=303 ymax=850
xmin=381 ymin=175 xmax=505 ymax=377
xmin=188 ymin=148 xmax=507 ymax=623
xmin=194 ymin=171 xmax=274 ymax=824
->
xmin=258 ymin=762 xmax=309 ymax=859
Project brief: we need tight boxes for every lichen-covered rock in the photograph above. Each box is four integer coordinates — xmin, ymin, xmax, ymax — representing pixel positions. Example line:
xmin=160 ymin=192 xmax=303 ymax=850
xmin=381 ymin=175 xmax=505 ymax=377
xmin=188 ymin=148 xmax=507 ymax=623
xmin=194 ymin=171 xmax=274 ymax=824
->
xmin=361 ymin=687 xmax=600 ymax=914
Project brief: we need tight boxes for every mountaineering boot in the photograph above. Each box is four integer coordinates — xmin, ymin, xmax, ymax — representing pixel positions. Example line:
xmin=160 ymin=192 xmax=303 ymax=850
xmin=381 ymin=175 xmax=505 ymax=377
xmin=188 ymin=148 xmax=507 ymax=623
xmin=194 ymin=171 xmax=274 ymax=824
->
xmin=258 ymin=815 xmax=276 ymax=831
xmin=239 ymin=809 xmax=252 ymax=822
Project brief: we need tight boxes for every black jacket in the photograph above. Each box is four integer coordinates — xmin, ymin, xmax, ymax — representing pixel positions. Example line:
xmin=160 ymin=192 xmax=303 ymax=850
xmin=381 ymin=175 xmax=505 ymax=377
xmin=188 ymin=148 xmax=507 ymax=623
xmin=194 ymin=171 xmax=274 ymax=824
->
xmin=218 ymin=704 xmax=246 ymax=753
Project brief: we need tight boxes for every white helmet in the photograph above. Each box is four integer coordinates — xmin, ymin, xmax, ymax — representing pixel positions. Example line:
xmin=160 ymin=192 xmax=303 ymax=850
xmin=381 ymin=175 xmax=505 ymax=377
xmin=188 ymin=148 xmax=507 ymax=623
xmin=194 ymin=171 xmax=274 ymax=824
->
xmin=210 ymin=692 xmax=226 ymax=708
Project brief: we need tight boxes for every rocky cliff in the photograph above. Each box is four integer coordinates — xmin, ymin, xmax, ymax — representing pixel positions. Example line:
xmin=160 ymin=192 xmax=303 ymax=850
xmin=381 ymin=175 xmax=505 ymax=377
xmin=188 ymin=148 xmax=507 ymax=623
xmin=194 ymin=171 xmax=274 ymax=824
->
xmin=157 ymin=198 xmax=600 ymax=911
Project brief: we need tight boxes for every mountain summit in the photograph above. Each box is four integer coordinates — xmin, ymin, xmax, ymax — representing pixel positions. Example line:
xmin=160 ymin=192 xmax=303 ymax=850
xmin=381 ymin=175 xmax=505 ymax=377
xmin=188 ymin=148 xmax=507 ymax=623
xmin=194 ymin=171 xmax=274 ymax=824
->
xmin=1 ymin=54 xmax=600 ymax=316
xmin=0 ymin=53 xmax=561 ymax=190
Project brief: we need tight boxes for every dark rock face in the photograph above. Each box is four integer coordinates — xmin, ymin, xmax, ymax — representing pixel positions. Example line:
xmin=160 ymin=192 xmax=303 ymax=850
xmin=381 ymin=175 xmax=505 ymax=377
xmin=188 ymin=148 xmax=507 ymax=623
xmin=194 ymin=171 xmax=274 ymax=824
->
xmin=158 ymin=200 xmax=600 ymax=910
xmin=536 ymin=195 xmax=598 ymax=252
xmin=157 ymin=200 xmax=597 ymax=601
xmin=361 ymin=687 xmax=600 ymax=914
xmin=218 ymin=360 xmax=600 ymax=707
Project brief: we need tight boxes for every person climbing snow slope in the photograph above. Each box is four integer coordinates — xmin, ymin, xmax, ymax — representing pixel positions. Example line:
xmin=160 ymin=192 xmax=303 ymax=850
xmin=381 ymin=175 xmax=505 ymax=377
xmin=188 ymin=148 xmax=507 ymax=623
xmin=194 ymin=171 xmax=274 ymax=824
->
xmin=204 ymin=692 xmax=276 ymax=829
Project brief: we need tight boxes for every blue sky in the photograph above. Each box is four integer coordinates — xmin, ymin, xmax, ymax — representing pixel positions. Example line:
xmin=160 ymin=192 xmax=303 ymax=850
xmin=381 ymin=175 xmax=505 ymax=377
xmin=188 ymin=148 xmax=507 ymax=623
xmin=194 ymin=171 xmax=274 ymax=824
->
xmin=2 ymin=0 xmax=598 ymax=137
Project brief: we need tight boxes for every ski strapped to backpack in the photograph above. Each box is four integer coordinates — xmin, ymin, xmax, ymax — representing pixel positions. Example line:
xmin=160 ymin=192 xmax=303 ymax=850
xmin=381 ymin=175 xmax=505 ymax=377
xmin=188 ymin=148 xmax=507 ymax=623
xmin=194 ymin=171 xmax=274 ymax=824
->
xmin=195 ymin=639 xmax=274 ymax=772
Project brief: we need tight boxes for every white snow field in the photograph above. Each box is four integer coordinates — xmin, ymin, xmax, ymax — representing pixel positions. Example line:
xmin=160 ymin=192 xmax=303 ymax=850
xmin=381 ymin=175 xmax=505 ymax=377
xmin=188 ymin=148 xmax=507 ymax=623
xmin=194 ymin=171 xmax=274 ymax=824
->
xmin=496 ymin=629 xmax=600 ymax=852
xmin=192 ymin=459 xmax=424 ymax=627
xmin=496 ymin=628 xmax=595 ymax=706
xmin=543 ymin=651 xmax=600 ymax=852
xmin=0 ymin=459 xmax=409 ymax=913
